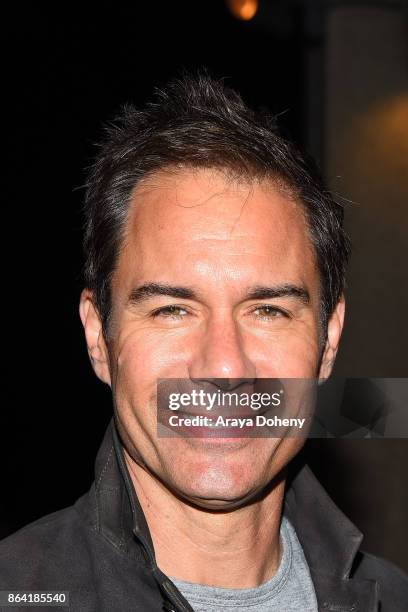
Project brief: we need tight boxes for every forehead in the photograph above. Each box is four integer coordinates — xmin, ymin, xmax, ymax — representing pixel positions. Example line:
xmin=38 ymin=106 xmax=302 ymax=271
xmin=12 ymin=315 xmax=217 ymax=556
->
xmin=114 ymin=167 xmax=318 ymax=293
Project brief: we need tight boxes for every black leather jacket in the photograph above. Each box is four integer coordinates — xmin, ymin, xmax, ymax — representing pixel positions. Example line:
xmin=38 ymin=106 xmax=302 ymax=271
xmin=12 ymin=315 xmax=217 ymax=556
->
xmin=0 ymin=419 xmax=407 ymax=611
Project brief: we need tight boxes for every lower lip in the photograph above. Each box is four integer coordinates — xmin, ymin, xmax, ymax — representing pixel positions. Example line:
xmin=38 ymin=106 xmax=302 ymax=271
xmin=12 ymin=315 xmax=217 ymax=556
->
xmin=170 ymin=418 xmax=260 ymax=440
xmin=181 ymin=431 xmax=254 ymax=446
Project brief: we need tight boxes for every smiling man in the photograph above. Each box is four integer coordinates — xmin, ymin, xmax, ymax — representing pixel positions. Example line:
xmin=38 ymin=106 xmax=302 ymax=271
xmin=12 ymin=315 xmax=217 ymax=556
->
xmin=1 ymin=74 xmax=407 ymax=611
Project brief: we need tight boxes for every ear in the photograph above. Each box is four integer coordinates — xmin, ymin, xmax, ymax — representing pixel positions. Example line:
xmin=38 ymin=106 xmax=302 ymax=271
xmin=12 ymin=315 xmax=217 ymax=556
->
xmin=318 ymin=294 xmax=346 ymax=380
xmin=79 ymin=289 xmax=112 ymax=386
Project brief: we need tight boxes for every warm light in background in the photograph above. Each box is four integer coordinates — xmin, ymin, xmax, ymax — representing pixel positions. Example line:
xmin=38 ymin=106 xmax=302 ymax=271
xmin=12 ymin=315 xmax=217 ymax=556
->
xmin=226 ymin=0 xmax=258 ymax=21
xmin=357 ymin=94 xmax=408 ymax=176
xmin=342 ymin=93 xmax=408 ymax=220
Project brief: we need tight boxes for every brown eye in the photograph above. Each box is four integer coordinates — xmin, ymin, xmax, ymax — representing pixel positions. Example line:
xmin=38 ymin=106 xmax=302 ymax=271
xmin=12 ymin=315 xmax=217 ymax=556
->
xmin=252 ymin=305 xmax=289 ymax=320
xmin=152 ymin=305 xmax=188 ymax=319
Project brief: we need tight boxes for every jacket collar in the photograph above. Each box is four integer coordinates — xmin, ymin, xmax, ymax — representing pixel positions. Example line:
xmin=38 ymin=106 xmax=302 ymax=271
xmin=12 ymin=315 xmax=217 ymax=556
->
xmin=284 ymin=458 xmax=363 ymax=579
xmin=284 ymin=459 xmax=379 ymax=610
xmin=88 ymin=418 xmax=378 ymax=611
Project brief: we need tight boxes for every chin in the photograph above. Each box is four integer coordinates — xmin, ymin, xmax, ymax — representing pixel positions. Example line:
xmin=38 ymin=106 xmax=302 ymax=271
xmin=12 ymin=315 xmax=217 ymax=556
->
xmin=168 ymin=438 xmax=295 ymax=509
xmin=165 ymin=464 xmax=270 ymax=511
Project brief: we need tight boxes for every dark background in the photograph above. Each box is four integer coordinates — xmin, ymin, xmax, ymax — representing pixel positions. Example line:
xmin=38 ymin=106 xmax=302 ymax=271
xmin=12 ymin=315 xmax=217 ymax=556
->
xmin=2 ymin=1 xmax=408 ymax=572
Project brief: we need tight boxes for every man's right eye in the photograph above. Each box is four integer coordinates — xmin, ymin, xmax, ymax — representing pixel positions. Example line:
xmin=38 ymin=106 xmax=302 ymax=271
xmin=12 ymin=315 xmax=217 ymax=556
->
xmin=151 ymin=305 xmax=188 ymax=319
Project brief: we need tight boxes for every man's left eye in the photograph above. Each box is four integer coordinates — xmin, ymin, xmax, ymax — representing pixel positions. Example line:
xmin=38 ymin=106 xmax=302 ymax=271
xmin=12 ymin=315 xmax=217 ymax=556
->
xmin=251 ymin=305 xmax=289 ymax=319
xmin=151 ymin=305 xmax=188 ymax=319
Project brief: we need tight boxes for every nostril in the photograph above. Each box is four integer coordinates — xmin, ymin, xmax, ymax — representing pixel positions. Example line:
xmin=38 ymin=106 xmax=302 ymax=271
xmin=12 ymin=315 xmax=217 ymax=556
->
xmin=190 ymin=377 xmax=231 ymax=390
xmin=190 ymin=377 xmax=256 ymax=391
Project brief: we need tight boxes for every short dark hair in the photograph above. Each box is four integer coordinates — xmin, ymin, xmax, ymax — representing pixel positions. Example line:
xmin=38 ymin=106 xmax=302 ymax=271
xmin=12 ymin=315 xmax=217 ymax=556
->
xmin=83 ymin=72 xmax=350 ymax=339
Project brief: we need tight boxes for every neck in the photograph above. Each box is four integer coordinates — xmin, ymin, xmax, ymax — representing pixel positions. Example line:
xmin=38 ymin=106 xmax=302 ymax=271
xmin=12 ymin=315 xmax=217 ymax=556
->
xmin=125 ymin=452 xmax=286 ymax=589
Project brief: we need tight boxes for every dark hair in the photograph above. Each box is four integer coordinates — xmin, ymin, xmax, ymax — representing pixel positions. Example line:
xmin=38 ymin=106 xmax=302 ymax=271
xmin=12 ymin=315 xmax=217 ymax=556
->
xmin=83 ymin=72 xmax=350 ymax=338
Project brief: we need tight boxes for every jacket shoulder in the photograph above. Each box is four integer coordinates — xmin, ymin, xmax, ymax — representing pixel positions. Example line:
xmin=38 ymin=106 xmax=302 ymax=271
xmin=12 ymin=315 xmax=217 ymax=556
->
xmin=0 ymin=501 xmax=94 ymax=588
xmin=352 ymin=550 xmax=408 ymax=611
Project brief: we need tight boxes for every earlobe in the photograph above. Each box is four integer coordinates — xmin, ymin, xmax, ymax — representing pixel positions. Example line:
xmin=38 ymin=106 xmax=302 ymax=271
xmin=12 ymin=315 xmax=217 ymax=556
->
xmin=79 ymin=289 xmax=112 ymax=387
xmin=319 ymin=294 xmax=346 ymax=381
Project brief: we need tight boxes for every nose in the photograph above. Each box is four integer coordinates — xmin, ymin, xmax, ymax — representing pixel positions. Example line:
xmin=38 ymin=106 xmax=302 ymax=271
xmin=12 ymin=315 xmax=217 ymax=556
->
xmin=188 ymin=314 xmax=256 ymax=388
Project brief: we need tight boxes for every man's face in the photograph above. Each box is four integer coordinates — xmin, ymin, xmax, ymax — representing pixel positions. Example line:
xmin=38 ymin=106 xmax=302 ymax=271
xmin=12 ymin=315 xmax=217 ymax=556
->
xmin=81 ymin=167 xmax=344 ymax=509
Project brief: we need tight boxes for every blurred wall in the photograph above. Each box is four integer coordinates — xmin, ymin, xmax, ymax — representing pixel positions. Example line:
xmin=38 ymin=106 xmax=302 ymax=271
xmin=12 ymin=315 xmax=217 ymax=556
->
xmin=321 ymin=3 xmax=408 ymax=572
xmin=327 ymin=5 xmax=408 ymax=377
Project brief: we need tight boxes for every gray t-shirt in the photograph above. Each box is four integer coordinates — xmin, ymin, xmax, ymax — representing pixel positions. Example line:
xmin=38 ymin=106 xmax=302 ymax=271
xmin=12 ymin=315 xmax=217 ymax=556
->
xmin=170 ymin=516 xmax=318 ymax=611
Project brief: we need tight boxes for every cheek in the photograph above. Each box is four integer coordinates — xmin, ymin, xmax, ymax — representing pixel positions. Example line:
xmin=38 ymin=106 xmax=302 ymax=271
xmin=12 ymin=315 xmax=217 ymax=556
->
xmin=114 ymin=326 xmax=185 ymax=380
xmin=110 ymin=331 xmax=168 ymax=453
xmin=251 ymin=325 xmax=322 ymax=377
xmin=111 ymin=325 xmax=192 ymax=426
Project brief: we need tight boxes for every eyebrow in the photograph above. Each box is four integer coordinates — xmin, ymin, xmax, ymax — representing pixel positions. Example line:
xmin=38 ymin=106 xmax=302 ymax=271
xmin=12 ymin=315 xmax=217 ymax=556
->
xmin=245 ymin=284 xmax=310 ymax=304
xmin=128 ymin=283 xmax=198 ymax=304
xmin=127 ymin=282 xmax=310 ymax=306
